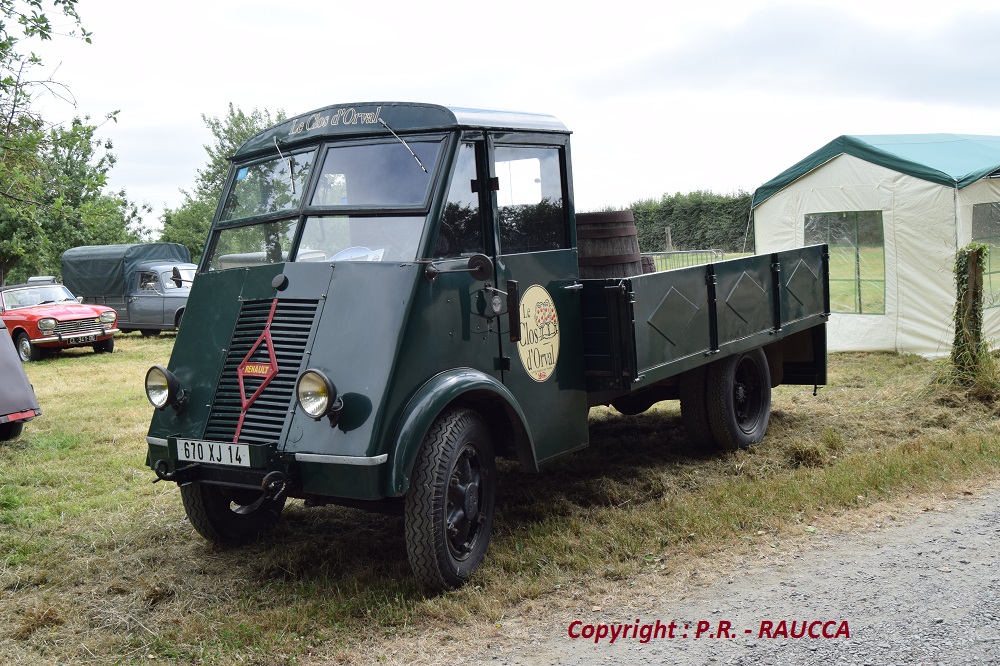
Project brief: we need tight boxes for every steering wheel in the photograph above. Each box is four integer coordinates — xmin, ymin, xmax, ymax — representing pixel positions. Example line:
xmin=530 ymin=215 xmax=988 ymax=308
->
xmin=330 ymin=246 xmax=374 ymax=262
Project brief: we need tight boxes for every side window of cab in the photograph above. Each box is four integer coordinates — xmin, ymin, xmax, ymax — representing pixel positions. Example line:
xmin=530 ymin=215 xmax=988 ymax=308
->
xmin=138 ymin=271 xmax=159 ymax=291
xmin=494 ymin=145 xmax=567 ymax=255
xmin=433 ymin=142 xmax=486 ymax=258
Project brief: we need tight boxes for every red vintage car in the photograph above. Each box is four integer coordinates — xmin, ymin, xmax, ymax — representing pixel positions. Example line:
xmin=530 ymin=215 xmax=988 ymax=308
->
xmin=0 ymin=281 xmax=119 ymax=362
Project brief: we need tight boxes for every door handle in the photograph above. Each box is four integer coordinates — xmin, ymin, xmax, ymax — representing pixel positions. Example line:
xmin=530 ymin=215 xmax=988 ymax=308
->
xmin=563 ymin=282 xmax=583 ymax=290
xmin=506 ymin=280 xmax=519 ymax=342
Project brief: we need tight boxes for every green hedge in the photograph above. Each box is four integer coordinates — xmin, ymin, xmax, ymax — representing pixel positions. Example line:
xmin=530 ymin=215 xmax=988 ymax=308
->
xmin=617 ymin=190 xmax=753 ymax=254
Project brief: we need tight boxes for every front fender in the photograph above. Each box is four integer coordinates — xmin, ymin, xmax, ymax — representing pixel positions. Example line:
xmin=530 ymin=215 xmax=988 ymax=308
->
xmin=385 ymin=368 xmax=534 ymax=497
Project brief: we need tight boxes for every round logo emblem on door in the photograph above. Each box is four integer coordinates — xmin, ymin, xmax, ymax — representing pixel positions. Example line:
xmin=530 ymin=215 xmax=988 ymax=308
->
xmin=517 ymin=284 xmax=560 ymax=382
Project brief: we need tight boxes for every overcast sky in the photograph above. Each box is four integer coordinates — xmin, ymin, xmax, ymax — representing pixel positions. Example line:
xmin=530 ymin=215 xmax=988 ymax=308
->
xmin=25 ymin=0 xmax=1000 ymax=229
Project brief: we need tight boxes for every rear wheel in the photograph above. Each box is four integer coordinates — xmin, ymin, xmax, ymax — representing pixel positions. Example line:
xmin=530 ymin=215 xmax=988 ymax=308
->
xmin=405 ymin=408 xmax=496 ymax=592
xmin=14 ymin=331 xmax=41 ymax=362
xmin=180 ymin=483 xmax=286 ymax=545
xmin=706 ymin=348 xmax=771 ymax=450
xmin=93 ymin=336 xmax=114 ymax=354
xmin=680 ymin=364 xmax=716 ymax=451
xmin=0 ymin=421 xmax=24 ymax=441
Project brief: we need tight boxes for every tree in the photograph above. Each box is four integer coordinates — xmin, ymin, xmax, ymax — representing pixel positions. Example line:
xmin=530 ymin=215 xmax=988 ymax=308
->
xmin=0 ymin=2 xmax=149 ymax=284
xmin=1 ymin=117 xmax=151 ymax=282
xmin=160 ymin=104 xmax=285 ymax=260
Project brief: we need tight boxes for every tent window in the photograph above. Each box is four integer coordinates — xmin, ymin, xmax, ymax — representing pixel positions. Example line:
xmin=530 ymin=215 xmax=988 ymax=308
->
xmin=972 ymin=202 xmax=1000 ymax=309
xmin=804 ymin=211 xmax=885 ymax=314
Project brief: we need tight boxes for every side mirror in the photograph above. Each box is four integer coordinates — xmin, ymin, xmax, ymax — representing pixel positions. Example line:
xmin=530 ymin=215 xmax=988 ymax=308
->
xmin=171 ymin=266 xmax=183 ymax=288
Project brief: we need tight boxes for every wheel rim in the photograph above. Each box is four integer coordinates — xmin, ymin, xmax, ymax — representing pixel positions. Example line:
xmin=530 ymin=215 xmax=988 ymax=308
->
xmin=733 ymin=355 xmax=765 ymax=434
xmin=17 ymin=336 xmax=31 ymax=362
xmin=446 ymin=443 xmax=488 ymax=561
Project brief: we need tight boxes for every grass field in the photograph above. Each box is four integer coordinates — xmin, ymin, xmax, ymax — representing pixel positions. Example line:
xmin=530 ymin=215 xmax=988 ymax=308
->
xmin=1 ymin=334 xmax=998 ymax=664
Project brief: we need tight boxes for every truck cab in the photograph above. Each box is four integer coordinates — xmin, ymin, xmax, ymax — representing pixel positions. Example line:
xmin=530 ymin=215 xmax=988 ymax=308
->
xmin=144 ymin=102 xmax=828 ymax=591
xmin=126 ymin=260 xmax=197 ymax=333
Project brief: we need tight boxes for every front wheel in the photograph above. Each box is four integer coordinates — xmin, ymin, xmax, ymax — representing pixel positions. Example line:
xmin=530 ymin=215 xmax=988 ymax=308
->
xmin=180 ymin=483 xmax=286 ymax=545
xmin=14 ymin=331 xmax=41 ymax=362
xmin=405 ymin=408 xmax=496 ymax=592
xmin=93 ymin=336 xmax=114 ymax=354
xmin=706 ymin=348 xmax=772 ymax=450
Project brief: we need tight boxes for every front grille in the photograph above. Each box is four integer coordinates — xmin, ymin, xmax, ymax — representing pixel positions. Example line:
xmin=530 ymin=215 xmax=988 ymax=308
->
xmin=204 ymin=299 xmax=318 ymax=445
xmin=54 ymin=318 xmax=104 ymax=336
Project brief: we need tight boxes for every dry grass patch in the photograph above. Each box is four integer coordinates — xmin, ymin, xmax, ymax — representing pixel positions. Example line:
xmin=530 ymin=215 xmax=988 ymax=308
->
xmin=0 ymin=344 xmax=997 ymax=664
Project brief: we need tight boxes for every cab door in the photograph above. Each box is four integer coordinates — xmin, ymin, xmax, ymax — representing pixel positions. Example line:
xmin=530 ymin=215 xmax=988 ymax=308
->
xmin=486 ymin=135 xmax=589 ymax=463
xmin=127 ymin=270 xmax=165 ymax=326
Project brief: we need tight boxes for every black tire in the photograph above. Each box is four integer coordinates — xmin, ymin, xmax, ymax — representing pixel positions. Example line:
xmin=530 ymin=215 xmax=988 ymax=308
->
xmin=405 ymin=408 xmax=496 ymax=592
xmin=679 ymin=364 xmax=716 ymax=451
xmin=180 ymin=483 xmax=286 ymax=545
xmin=14 ymin=331 xmax=41 ymax=362
xmin=93 ymin=336 xmax=114 ymax=354
xmin=140 ymin=329 xmax=160 ymax=337
xmin=0 ymin=420 xmax=24 ymax=441
xmin=706 ymin=348 xmax=771 ymax=451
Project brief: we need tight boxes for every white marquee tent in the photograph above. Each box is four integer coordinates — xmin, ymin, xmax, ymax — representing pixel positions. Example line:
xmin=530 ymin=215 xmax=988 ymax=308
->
xmin=752 ymin=134 xmax=1000 ymax=356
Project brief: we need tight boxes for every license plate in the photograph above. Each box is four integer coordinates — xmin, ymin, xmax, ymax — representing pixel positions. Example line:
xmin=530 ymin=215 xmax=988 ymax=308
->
xmin=72 ymin=334 xmax=98 ymax=343
xmin=175 ymin=439 xmax=251 ymax=467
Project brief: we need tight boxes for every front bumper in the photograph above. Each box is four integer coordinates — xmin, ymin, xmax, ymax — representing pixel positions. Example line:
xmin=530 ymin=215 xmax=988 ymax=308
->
xmin=145 ymin=436 xmax=387 ymax=500
xmin=33 ymin=328 xmax=119 ymax=346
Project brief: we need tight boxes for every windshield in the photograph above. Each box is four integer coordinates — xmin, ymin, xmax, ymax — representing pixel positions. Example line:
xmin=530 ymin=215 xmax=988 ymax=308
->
xmin=205 ymin=215 xmax=424 ymax=270
xmin=206 ymin=136 xmax=446 ymax=271
xmin=2 ymin=285 xmax=77 ymax=309
xmin=207 ymin=219 xmax=297 ymax=271
xmin=311 ymin=139 xmax=442 ymax=207
xmin=220 ymin=149 xmax=316 ymax=222
xmin=298 ymin=216 xmax=423 ymax=262
xmin=161 ymin=269 xmax=195 ymax=289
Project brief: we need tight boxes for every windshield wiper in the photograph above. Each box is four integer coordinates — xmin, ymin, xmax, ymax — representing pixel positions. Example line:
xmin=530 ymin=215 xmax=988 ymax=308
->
xmin=379 ymin=118 xmax=428 ymax=173
xmin=273 ymin=137 xmax=296 ymax=194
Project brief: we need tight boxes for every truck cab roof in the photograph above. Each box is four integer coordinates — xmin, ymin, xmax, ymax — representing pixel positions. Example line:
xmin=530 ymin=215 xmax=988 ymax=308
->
xmin=233 ymin=102 xmax=570 ymax=161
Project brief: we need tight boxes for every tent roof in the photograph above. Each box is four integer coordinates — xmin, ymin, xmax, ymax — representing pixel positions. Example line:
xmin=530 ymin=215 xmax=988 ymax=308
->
xmin=752 ymin=134 xmax=1000 ymax=208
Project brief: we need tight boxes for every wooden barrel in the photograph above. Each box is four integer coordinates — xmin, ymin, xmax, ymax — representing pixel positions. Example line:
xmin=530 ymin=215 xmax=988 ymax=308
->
xmin=576 ymin=211 xmax=643 ymax=279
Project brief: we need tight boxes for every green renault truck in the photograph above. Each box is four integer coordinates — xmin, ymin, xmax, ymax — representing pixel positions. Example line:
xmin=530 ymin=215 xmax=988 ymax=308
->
xmin=144 ymin=102 xmax=828 ymax=591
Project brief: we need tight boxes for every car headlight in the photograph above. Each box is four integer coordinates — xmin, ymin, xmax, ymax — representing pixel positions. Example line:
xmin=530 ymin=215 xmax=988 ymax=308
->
xmin=37 ymin=318 xmax=56 ymax=332
xmin=145 ymin=365 xmax=184 ymax=410
xmin=295 ymin=370 xmax=343 ymax=423
xmin=99 ymin=311 xmax=116 ymax=324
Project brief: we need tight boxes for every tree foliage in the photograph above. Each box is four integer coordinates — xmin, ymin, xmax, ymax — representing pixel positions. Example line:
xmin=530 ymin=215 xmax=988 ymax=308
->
xmin=627 ymin=190 xmax=753 ymax=254
xmin=0 ymin=1 xmax=148 ymax=285
xmin=159 ymin=104 xmax=285 ymax=261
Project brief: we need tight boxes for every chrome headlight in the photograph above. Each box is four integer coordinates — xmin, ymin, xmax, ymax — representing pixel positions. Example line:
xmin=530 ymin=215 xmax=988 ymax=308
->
xmin=99 ymin=311 xmax=117 ymax=324
xmin=145 ymin=365 xmax=184 ymax=410
xmin=37 ymin=318 xmax=56 ymax=332
xmin=295 ymin=369 xmax=344 ymax=424
xmin=296 ymin=370 xmax=335 ymax=419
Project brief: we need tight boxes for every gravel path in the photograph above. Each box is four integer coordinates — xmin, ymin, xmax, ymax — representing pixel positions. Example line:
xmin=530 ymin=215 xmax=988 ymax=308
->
xmin=473 ymin=485 xmax=1000 ymax=666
